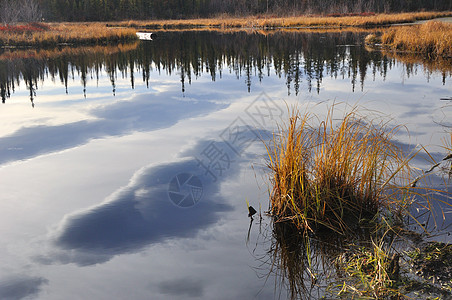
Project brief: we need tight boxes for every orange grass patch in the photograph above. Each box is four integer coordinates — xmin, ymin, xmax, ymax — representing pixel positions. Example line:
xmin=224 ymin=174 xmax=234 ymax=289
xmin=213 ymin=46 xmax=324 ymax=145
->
xmin=380 ymin=21 xmax=452 ymax=57
xmin=0 ymin=23 xmax=137 ymax=47
xmin=266 ymin=105 xmax=418 ymax=234
xmin=115 ymin=11 xmax=452 ymax=29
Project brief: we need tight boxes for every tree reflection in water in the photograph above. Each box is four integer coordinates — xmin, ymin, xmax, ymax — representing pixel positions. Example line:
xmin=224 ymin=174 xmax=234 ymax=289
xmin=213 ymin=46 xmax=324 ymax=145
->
xmin=1 ymin=31 xmax=451 ymax=106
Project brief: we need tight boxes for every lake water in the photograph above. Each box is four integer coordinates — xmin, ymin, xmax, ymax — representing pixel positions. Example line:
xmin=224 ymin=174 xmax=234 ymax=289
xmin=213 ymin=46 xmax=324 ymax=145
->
xmin=0 ymin=30 xmax=451 ymax=299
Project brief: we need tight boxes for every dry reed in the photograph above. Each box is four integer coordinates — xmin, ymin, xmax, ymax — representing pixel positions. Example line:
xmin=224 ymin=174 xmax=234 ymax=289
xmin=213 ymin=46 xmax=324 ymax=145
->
xmin=0 ymin=23 xmax=138 ymax=47
xmin=266 ymin=106 xmax=415 ymax=234
xmin=379 ymin=21 xmax=452 ymax=57
xmin=116 ymin=11 xmax=452 ymax=29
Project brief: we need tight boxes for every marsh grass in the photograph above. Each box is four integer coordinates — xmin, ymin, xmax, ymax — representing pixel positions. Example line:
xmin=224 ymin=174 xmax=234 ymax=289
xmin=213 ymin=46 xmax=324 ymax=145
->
xmin=116 ymin=11 xmax=452 ymax=30
xmin=266 ymin=105 xmax=418 ymax=234
xmin=0 ymin=23 xmax=137 ymax=47
xmin=378 ymin=21 xmax=452 ymax=58
xmin=261 ymin=105 xmax=452 ymax=299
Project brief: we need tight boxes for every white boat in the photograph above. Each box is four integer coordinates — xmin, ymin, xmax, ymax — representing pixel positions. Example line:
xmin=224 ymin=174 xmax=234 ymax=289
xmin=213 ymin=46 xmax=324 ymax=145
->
xmin=136 ymin=32 xmax=153 ymax=40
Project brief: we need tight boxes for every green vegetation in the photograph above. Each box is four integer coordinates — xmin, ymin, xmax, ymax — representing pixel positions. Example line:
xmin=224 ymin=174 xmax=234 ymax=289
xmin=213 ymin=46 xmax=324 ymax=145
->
xmin=334 ymin=241 xmax=401 ymax=298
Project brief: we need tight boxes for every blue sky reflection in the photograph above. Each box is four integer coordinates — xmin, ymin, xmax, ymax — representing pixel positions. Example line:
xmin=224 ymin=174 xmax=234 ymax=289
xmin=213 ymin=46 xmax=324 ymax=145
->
xmin=0 ymin=93 xmax=227 ymax=166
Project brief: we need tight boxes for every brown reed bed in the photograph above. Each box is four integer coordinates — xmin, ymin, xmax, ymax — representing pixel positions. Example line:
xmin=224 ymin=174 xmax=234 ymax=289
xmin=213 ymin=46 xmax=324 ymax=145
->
xmin=367 ymin=21 xmax=452 ymax=58
xmin=265 ymin=105 xmax=424 ymax=234
xmin=0 ymin=23 xmax=138 ymax=48
xmin=149 ymin=26 xmax=381 ymax=36
xmin=116 ymin=11 xmax=451 ymax=30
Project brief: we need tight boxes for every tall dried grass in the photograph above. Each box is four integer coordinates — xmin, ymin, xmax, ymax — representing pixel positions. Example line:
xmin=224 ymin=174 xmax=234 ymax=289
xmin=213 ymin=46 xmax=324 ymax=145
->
xmin=264 ymin=106 xmax=451 ymax=299
xmin=0 ymin=23 xmax=137 ymax=47
xmin=117 ymin=11 xmax=451 ymax=29
xmin=380 ymin=21 xmax=452 ymax=57
xmin=266 ymin=106 xmax=416 ymax=234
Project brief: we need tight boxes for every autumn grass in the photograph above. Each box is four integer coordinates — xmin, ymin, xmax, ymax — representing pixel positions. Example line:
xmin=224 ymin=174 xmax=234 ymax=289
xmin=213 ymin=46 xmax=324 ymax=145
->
xmin=265 ymin=106 xmax=419 ymax=234
xmin=149 ymin=26 xmax=382 ymax=36
xmin=0 ymin=23 xmax=138 ymax=47
xmin=380 ymin=21 xmax=452 ymax=58
xmin=264 ymin=106 xmax=452 ymax=298
xmin=116 ymin=11 xmax=452 ymax=29
xmin=366 ymin=21 xmax=452 ymax=58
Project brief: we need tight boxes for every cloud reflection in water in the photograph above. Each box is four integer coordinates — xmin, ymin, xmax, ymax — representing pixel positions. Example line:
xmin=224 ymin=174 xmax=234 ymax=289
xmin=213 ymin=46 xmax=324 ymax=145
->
xmin=0 ymin=93 xmax=227 ymax=166
xmin=0 ymin=276 xmax=48 ymax=300
xmin=40 ymin=129 xmax=265 ymax=266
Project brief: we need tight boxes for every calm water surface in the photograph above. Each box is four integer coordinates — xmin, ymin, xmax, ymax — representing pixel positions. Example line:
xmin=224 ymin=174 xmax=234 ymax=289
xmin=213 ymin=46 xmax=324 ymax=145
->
xmin=0 ymin=31 xmax=451 ymax=299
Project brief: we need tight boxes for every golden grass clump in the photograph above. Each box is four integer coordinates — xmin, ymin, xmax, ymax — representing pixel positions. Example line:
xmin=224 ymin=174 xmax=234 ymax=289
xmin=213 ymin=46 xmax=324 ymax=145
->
xmin=266 ymin=106 xmax=412 ymax=234
xmin=380 ymin=21 xmax=452 ymax=58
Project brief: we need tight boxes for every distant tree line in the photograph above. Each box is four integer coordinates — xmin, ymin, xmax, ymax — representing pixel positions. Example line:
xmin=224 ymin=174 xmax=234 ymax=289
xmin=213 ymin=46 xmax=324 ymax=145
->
xmin=0 ymin=0 xmax=42 ymax=24
xmin=0 ymin=0 xmax=451 ymax=22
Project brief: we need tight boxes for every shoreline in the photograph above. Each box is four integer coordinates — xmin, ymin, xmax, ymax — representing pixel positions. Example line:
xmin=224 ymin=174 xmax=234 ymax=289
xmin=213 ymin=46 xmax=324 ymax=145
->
xmin=366 ymin=21 xmax=452 ymax=58
xmin=0 ymin=12 xmax=451 ymax=50
xmin=114 ymin=11 xmax=452 ymax=30
xmin=0 ymin=23 xmax=138 ymax=48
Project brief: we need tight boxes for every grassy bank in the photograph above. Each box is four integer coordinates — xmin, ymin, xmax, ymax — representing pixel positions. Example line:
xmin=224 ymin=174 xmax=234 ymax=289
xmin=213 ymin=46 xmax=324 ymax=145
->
xmin=1 ymin=11 xmax=450 ymax=47
xmin=118 ymin=11 xmax=452 ymax=29
xmin=0 ymin=23 xmax=138 ymax=48
xmin=370 ymin=21 xmax=452 ymax=58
